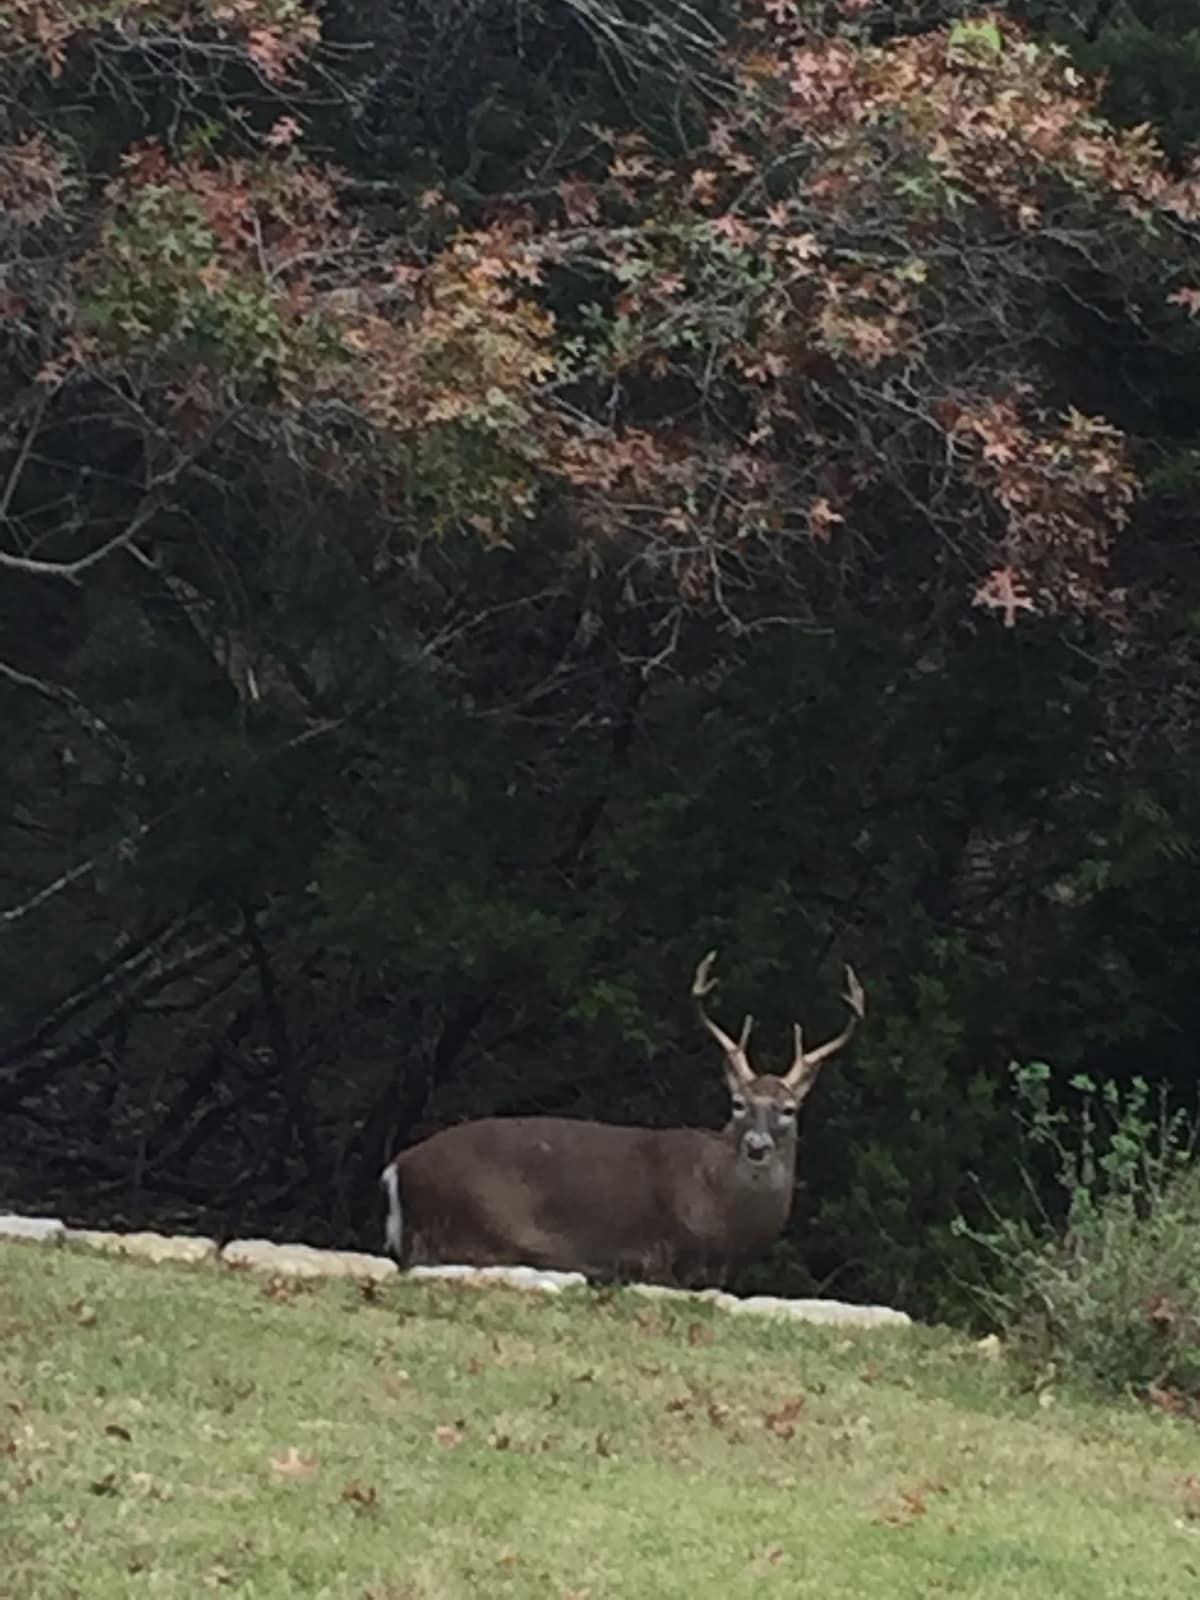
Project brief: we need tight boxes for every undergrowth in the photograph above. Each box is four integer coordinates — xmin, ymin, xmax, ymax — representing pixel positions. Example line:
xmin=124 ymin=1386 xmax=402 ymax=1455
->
xmin=956 ymin=1062 xmax=1200 ymax=1405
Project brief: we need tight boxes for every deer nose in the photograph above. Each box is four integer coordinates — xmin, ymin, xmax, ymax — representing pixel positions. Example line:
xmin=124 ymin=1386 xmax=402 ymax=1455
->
xmin=743 ymin=1130 xmax=773 ymax=1162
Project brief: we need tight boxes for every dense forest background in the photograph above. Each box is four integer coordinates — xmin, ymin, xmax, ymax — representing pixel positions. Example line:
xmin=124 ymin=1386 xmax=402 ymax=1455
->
xmin=3 ymin=0 xmax=1200 ymax=1319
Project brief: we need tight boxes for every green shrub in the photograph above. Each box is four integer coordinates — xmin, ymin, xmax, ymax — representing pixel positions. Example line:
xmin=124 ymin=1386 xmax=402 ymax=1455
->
xmin=956 ymin=1062 xmax=1200 ymax=1400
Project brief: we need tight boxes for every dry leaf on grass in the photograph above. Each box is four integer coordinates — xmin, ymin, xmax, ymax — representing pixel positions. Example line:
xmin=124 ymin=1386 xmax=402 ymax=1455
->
xmin=762 ymin=1396 xmax=805 ymax=1439
xmin=432 ymin=1423 xmax=464 ymax=1449
xmin=875 ymin=1477 xmax=951 ymax=1528
xmin=129 ymin=1471 xmax=170 ymax=1499
xmin=270 ymin=1447 xmax=317 ymax=1477
xmin=262 ymin=1277 xmax=306 ymax=1304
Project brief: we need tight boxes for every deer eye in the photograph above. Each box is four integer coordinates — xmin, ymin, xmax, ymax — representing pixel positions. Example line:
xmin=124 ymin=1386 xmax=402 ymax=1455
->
xmin=730 ymin=1097 xmax=748 ymax=1116
xmin=777 ymin=1105 xmax=797 ymax=1121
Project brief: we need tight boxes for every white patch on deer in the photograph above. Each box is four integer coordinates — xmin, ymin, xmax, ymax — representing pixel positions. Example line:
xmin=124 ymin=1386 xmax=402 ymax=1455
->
xmin=380 ymin=1160 xmax=403 ymax=1258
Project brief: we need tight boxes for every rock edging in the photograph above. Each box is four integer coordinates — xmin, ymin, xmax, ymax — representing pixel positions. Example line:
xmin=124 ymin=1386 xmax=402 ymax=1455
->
xmin=0 ymin=1211 xmax=912 ymax=1329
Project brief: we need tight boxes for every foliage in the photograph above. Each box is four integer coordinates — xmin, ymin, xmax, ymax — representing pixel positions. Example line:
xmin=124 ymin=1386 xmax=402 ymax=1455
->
xmin=1023 ymin=1 xmax=1200 ymax=162
xmin=2 ymin=0 xmax=1200 ymax=1320
xmin=956 ymin=1061 xmax=1200 ymax=1400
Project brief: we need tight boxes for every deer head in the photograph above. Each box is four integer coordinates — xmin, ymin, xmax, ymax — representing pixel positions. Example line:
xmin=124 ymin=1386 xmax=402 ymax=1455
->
xmin=692 ymin=949 xmax=865 ymax=1181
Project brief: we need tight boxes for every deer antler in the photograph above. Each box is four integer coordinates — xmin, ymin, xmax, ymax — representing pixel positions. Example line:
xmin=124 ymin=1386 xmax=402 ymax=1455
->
xmin=782 ymin=964 xmax=865 ymax=1094
xmin=692 ymin=950 xmax=755 ymax=1087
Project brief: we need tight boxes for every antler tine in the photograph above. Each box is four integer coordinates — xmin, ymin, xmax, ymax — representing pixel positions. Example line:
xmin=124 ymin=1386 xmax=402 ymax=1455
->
xmin=783 ymin=963 xmax=866 ymax=1091
xmin=691 ymin=950 xmax=755 ymax=1086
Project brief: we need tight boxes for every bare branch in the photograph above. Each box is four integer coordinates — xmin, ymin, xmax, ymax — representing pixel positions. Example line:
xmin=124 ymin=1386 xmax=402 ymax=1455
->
xmin=0 ymin=655 xmax=133 ymax=765
xmin=0 ymin=407 xmax=243 ymax=582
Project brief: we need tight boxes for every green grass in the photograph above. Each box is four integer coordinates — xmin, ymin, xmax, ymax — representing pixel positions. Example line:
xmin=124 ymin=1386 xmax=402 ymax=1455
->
xmin=2 ymin=1240 xmax=1199 ymax=1599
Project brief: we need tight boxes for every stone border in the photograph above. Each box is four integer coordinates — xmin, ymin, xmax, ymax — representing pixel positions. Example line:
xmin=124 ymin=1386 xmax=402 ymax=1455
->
xmin=0 ymin=1211 xmax=912 ymax=1329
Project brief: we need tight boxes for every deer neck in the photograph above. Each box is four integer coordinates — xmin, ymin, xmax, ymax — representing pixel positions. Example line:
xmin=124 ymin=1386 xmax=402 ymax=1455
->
xmin=717 ymin=1124 xmax=798 ymax=1236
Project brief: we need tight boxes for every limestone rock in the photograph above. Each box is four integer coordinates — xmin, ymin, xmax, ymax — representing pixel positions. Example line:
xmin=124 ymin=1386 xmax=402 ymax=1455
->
xmin=627 ymin=1281 xmax=910 ymax=1328
xmin=0 ymin=1213 xmax=65 ymax=1244
xmin=405 ymin=1263 xmax=586 ymax=1293
xmin=727 ymin=1294 xmax=911 ymax=1328
xmin=625 ymin=1283 xmax=736 ymax=1310
xmin=68 ymin=1229 xmax=217 ymax=1265
xmin=221 ymin=1239 xmax=398 ymax=1284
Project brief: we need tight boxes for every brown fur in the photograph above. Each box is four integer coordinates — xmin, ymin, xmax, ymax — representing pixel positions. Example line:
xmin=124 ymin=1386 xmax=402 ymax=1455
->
xmin=385 ymin=1084 xmax=801 ymax=1288
xmin=380 ymin=957 xmax=863 ymax=1290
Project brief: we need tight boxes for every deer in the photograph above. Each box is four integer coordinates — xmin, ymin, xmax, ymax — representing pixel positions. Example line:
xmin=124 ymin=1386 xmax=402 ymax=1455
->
xmin=379 ymin=952 xmax=865 ymax=1289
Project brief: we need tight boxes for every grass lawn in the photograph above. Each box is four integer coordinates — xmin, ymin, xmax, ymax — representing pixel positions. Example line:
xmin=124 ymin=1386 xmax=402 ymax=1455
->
xmin=2 ymin=1239 xmax=1198 ymax=1599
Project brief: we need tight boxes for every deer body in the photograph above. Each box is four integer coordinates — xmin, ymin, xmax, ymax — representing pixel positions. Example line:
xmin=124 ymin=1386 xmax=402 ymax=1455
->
xmin=382 ymin=1109 xmax=797 ymax=1287
xmin=381 ymin=955 xmax=864 ymax=1289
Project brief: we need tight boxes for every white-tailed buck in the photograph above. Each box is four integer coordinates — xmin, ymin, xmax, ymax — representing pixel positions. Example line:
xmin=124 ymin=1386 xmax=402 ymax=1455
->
xmin=379 ymin=953 xmax=865 ymax=1288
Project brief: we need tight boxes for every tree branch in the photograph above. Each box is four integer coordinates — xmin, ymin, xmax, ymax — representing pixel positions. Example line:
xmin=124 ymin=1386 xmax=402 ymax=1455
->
xmin=0 ymin=656 xmax=134 ymax=766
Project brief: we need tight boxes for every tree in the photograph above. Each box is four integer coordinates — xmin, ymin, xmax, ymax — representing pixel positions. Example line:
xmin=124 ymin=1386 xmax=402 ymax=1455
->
xmin=2 ymin=2 xmax=1199 ymax=1313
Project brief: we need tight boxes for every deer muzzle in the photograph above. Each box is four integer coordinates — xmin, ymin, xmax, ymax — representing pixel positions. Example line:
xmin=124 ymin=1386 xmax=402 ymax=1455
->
xmin=742 ymin=1129 xmax=774 ymax=1164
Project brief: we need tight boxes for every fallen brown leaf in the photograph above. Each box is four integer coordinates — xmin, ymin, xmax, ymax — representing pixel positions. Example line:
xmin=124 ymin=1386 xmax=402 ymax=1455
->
xmin=381 ymin=1372 xmax=411 ymax=1398
xmin=686 ymin=1321 xmax=713 ymax=1347
xmin=89 ymin=1471 xmax=119 ymax=1496
xmin=104 ymin=1422 xmax=132 ymax=1442
xmin=270 ymin=1447 xmax=317 ymax=1478
xmin=633 ymin=1313 xmax=667 ymax=1337
xmin=875 ymin=1477 xmax=951 ymax=1528
xmin=763 ymin=1397 xmax=805 ymax=1440
xmin=262 ymin=1277 xmax=305 ymax=1304
xmin=129 ymin=1471 xmax=169 ymax=1499
xmin=433 ymin=1424 xmax=464 ymax=1449
xmin=342 ymin=1478 xmax=378 ymax=1511
xmin=1148 ymin=1383 xmax=1186 ymax=1415
xmin=67 ymin=1300 xmax=97 ymax=1328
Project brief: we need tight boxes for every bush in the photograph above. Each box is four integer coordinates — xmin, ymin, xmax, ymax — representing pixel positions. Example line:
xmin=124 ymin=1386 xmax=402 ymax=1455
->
xmin=956 ymin=1062 xmax=1200 ymax=1401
